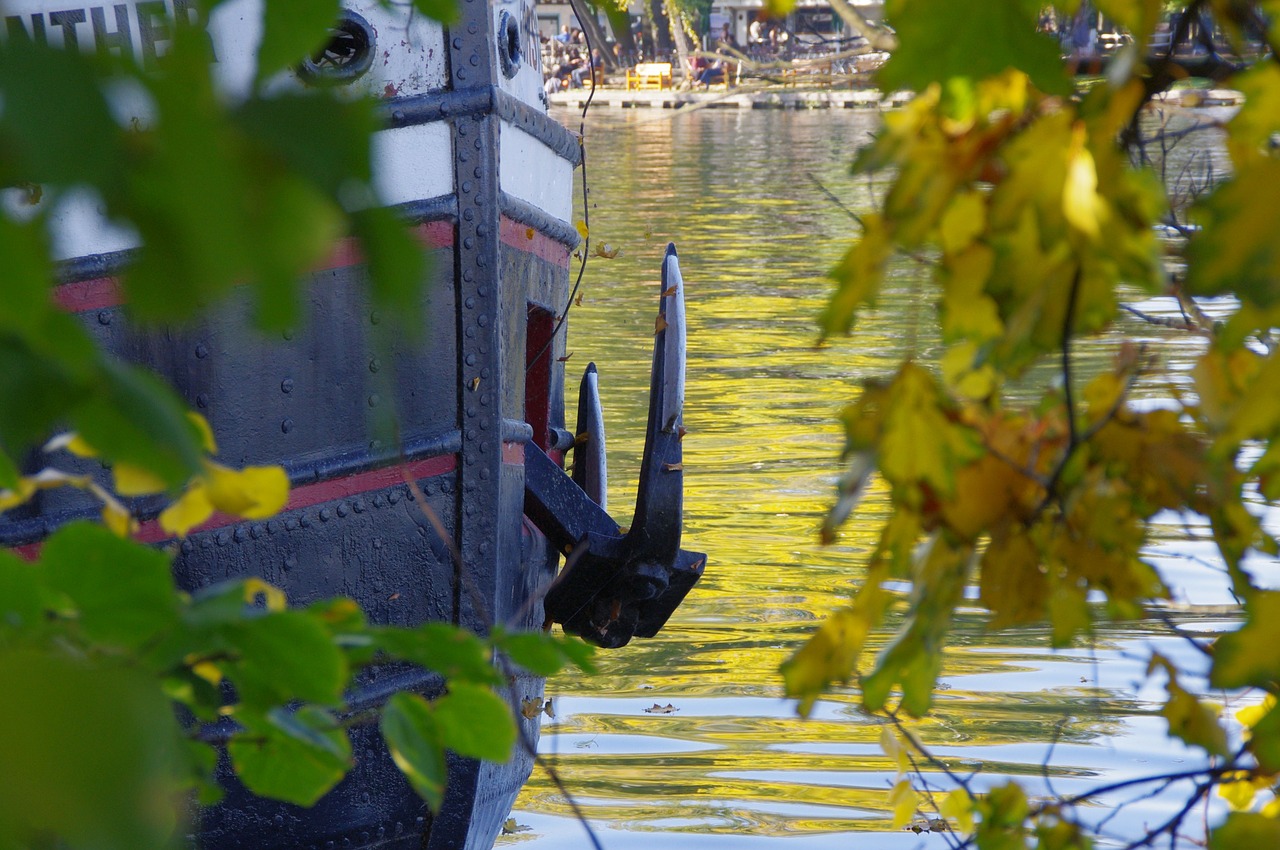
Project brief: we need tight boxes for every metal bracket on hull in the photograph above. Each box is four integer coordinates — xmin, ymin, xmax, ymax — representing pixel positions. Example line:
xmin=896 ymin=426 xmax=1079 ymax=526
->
xmin=523 ymin=244 xmax=706 ymax=648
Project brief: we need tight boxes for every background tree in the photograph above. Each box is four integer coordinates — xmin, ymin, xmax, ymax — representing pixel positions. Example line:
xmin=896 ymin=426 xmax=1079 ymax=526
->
xmin=781 ymin=0 xmax=1280 ymax=846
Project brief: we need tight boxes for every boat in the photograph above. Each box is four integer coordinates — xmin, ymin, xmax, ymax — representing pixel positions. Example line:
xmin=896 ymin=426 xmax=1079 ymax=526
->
xmin=0 ymin=0 xmax=705 ymax=847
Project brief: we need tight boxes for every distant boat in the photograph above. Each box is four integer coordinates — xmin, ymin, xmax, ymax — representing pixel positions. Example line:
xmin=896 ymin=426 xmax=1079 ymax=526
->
xmin=0 ymin=0 xmax=704 ymax=847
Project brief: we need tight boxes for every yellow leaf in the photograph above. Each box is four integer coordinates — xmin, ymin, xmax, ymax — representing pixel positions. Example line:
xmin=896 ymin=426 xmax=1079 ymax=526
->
xmin=940 ymin=788 xmax=975 ymax=833
xmin=1063 ymin=125 xmax=1104 ymax=239
xmin=940 ymin=244 xmax=1001 ymax=344
xmin=888 ymin=779 xmax=919 ymax=830
xmin=880 ymin=364 xmax=983 ymax=503
xmin=242 ymin=577 xmax=287 ymax=612
xmin=822 ymin=214 xmax=893 ymax=338
xmin=100 ymin=501 xmax=137 ymax=538
xmin=575 ymin=220 xmax=589 ymax=241
xmin=781 ymin=606 xmax=872 ymax=717
xmin=0 ymin=478 xmax=37 ymax=511
xmin=1238 ymin=695 xmax=1278 ymax=732
xmin=190 ymin=660 xmax=223 ymax=686
xmin=203 ymin=462 xmax=289 ymax=520
xmin=43 ymin=432 xmax=98 ymax=458
xmin=187 ymin=412 xmax=218 ymax=454
xmin=941 ymin=342 xmax=997 ymax=400
xmin=159 ymin=482 xmax=215 ymax=538
xmin=1220 ymin=772 xmax=1264 ymax=811
xmin=939 ymin=191 xmax=986 ymax=255
xmin=112 ymin=463 xmax=170 ymax=497
xmin=879 ymin=727 xmax=911 ymax=775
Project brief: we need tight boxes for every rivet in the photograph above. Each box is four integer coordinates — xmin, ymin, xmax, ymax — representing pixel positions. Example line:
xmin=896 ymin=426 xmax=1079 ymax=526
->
xmin=477 ymin=286 xmax=488 ymax=297
xmin=480 ymin=440 xmax=490 ymax=454
xmin=464 ymin=503 xmax=474 ymax=515
xmin=464 ymin=297 xmax=475 ymax=308
xmin=196 ymin=394 xmax=209 ymax=408
xmin=469 ymin=54 xmax=479 ymax=66
xmin=466 ymin=429 xmax=477 ymax=441
xmin=462 ymin=270 xmax=474 ymax=282
xmin=457 ymin=124 xmax=468 ymax=137
xmin=479 ymin=467 xmax=489 ymax=479
xmin=319 ymin=508 xmax=331 ymax=522
xmin=300 ymin=514 xmax=312 ymax=528
xmin=250 ymin=524 xmax=264 ymax=539
xmin=463 ymin=237 xmax=474 ymax=249
xmin=337 ymin=503 xmax=349 ymax=518
xmin=392 ymin=109 xmax=405 ymax=123
xmin=477 ymin=315 xmax=488 ymax=327
xmin=97 ymin=310 xmax=112 ymax=325
xmin=458 ymin=150 xmax=469 ymax=163
xmin=181 ymin=540 xmax=193 ymax=554
xmin=201 ymin=537 xmax=214 ymax=548
xmin=370 ymin=439 xmax=382 ymax=450
xmin=370 ymin=311 xmax=381 ymax=325
xmin=480 ymin=392 xmax=492 ymax=406
xmin=422 ymin=482 xmax=434 ymax=495
xmin=281 ymin=378 xmax=294 ymax=393
xmin=286 ymin=518 xmax=298 ymax=531
xmin=467 ymin=22 xmax=478 ymax=34
xmin=388 ymin=490 xmax=401 ymax=505
xmin=368 ymin=394 xmax=380 ymax=407
xmin=473 ymin=166 xmax=483 ymax=179
xmin=476 ymin=223 xmax=488 ymax=237
xmin=369 ymin=357 xmax=380 ymax=373
xmin=465 ymin=353 xmax=476 ymax=366
xmin=373 ymin=538 xmax=383 ymax=549
xmin=473 ymin=138 xmax=482 ymax=150
xmin=283 ymin=328 xmax=294 ymax=341
xmin=373 ymin=495 xmax=385 ymax=507
xmin=267 ymin=520 xmax=279 ymax=534
xmin=478 ymin=539 xmax=489 ymax=552
xmin=452 ymin=36 xmax=462 ymax=49
xmin=465 ymin=326 xmax=476 ymax=339
xmin=462 ymin=181 xmax=473 ymax=193
xmin=463 ymin=209 xmax=474 ymax=222
xmin=281 ymin=419 xmax=294 ymax=434
xmin=480 ymin=368 xmax=490 ymax=379
xmin=352 ymin=499 xmax=365 ymax=513
xmin=195 ymin=343 xmax=209 ymax=359
xmin=476 ymin=255 xmax=487 ymax=268
xmin=440 ymin=103 xmax=450 ymax=116
xmin=466 ymin=405 xmax=477 ymax=418
xmin=234 ymin=526 xmax=247 ymax=542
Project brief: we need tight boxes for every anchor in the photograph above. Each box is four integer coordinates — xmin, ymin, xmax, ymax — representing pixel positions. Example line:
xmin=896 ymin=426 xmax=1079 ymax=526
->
xmin=523 ymin=244 xmax=706 ymax=648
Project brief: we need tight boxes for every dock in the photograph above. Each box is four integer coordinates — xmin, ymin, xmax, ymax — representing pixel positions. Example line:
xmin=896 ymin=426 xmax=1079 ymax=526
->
xmin=549 ymin=85 xmax=915 ymax=110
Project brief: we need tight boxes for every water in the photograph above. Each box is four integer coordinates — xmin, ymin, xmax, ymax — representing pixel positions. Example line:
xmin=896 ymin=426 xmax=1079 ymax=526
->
xmin=503 ymin=106 xmax=1256 ymax=848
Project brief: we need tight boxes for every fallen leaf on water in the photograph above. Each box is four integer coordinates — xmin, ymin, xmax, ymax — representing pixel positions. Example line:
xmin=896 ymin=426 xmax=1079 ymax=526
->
xmin=558 ymin=353 xmax=573 ymax=362
xmin=644 ymin=703 xmax=678 ymax=714
xmin=594 ymin=243 xmax=621 ymax=259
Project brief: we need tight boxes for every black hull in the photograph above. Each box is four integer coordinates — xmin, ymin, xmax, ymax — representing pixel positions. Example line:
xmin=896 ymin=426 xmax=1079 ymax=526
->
xmin=0 ymin=0 xmax=584 ymax=845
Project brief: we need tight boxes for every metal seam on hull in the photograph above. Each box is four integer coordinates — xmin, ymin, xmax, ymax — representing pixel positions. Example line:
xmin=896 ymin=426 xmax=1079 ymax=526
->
xmin=383 ymin=86 xmax=581 ymax=166
xmin=0 ymin=431 xmax=466 ymax=548
xmin=386 ymin=195 xmax=459 ymax=225
xmin=498 ymin=191 xmax=579 ymax=249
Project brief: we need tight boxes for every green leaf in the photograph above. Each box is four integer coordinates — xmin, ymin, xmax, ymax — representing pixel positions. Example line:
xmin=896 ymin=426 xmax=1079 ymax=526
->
xmin=1211 ymin=590 xmax=1280 ymax=690
xmin=433 ymin=683 xmax=516 ymax=763
xmin=879 ymin=0 xmax=1069 ymax=96
xmin=381 ymin=692 xmax=447 ymax=811
xmin=0 ymin=551 xmax=43 ymax=647
xmin=73 ymin=358 xmax=204 ymax=489
xmin=228 ymin=707 xmax=351 ymax=807
xmin=0 ymin=39 xmax=123 ymax=187
xmin=1149 ymin=654 xmax=1228 ymax=757
xmin=374 ymin=623 xmax=501 ymax=686
xmin=351 ymin=207 xmax=427 ymax=333
xmin=40 ymin=522 xmax=179 ymax=652
xmin=0 ymin=651 xmax=182 ymax=850
xmin=492 ymin=629 xmax=597 ymax=676
xmin=411 ymin=0 xmax=460 ymax=23
xmin=1210 ymin=813 xmax=1280 ymax=849
xmin=223 ymin=610 xmax=348 ymax=708
xmin=256 ymin=0 xmax=341 ymax=84
xmin=1186 ymin=160 xmax=1280 ymax=308
xmin=821 ymin=214 xmax=893 ymax=338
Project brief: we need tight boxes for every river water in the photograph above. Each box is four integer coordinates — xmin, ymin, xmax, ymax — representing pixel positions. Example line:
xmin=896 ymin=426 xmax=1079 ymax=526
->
xmin=503 ymin=104 xmax=1257 ymax=848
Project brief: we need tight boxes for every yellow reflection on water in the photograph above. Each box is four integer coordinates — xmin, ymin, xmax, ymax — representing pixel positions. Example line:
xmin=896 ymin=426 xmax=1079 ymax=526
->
xmin=507 ymin=107 xmax=1231 ymax=847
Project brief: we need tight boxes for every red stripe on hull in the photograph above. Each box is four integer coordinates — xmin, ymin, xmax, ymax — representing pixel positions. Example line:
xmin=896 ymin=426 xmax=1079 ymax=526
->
xmin=499 ymin=217 xmax=571 ymax=269
xmin=53 ymin=221 xmax=457 ymax=314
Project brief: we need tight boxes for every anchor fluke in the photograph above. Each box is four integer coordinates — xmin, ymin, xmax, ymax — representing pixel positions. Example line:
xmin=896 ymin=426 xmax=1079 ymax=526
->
xmin=523 ymin=245 xmax=705 ymax=648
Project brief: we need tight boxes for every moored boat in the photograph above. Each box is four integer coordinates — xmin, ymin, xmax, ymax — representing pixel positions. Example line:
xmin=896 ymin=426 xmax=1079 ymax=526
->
xmin=0 ymin=0 xmax=704 ymax=847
